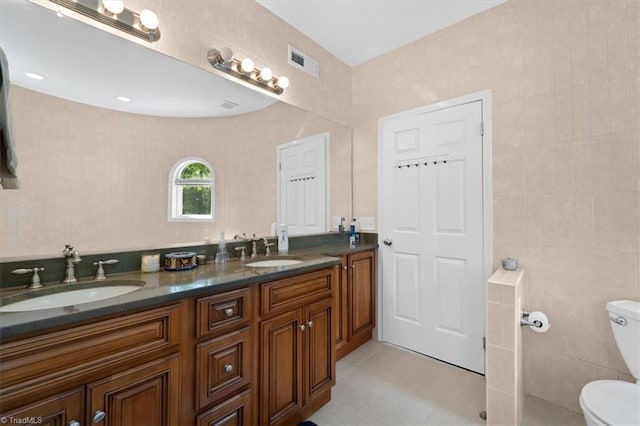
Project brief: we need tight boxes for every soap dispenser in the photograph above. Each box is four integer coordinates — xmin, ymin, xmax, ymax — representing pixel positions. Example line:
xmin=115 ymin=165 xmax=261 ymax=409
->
xmin=278 ymin=224 xmax=289 ymax=254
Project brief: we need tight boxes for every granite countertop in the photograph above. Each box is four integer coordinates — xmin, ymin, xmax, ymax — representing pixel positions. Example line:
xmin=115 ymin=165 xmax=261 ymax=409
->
xmin=0 ymin=243 xmax=377 ymax=340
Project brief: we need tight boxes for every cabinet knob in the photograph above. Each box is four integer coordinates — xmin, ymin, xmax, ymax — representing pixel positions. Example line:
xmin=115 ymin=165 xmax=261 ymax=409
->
xmin=224 ymin=364 xmax=233 ymax=373
xmin=299 ymin=324 xmax=305 ymax=331
xmin=224 ymin=308 xmax=234 ymax=317
xmin=307 ymin=321 xmax=313 ymax=328
xmin=93 ymin=410 xmax=106 ymax=423
xmin=69 ymin=421 xmax=80 ymax=426
xmin=342 ymin=265 xmax=348 ymax=270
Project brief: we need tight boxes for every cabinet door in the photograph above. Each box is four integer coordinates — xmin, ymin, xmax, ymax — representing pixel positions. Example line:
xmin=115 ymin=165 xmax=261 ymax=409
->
xmin=86 ymin=354 xmax=180 ymax=426
xmin=349 ymin=250 xmax=376 ymax=340
xmin=304 ymin=297 xmax=335 ymax=404
xmin=0 ymin=387 xmax=83 ymax=426
xmin=260 ymin=310 xmax=304 ymax=426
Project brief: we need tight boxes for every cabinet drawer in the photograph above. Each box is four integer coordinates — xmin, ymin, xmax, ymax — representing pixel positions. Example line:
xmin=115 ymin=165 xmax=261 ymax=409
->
xmin=197 ymin=288 xmax=251 ymax=338
xmin=197 ymin=389 xmax=252 ymax=426
xmin=260 ymin=269 xmax=334 ymax=317
xmin=0 ymin=303 xmax=182 ymax=397
xmin=196 ymin=328 xmax=252 ymax=410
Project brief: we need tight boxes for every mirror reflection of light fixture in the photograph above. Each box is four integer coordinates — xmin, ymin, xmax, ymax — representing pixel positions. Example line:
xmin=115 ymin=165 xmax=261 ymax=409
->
xmin=48 ymin=0 xmax=161 ymax=42
xmin=102 ymin=0 xmax=124 ymax=15
xmin=207 ymin=48 xmax=289 ymax=95
xmin=240 ymin=58 xmax=255 ymax=74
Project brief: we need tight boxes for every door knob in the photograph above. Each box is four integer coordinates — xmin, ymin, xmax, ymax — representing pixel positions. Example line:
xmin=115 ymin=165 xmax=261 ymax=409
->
xmin=383 ymin=238 xmax=392 ymax=246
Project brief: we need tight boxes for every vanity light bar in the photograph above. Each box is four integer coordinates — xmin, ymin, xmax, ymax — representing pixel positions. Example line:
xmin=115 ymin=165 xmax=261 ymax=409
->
xmin=48 ymin=0 xmax=161 ymax=43
xmin=207 ymin=48 xmax=288 ymax=95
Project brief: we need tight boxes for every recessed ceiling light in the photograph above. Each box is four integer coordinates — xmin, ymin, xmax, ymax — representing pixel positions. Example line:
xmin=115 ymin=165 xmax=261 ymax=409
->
xmin=56 ymin=10 xmax=64 ymax=18
xmin=25 ymin=72 xmax=46 ymax=80
xmin=117 ymin=96 xmax=131 ymax=102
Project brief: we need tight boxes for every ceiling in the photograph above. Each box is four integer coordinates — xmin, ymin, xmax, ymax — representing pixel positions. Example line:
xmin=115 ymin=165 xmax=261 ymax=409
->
xmin=0 ymin=1 xmax=275 ymax=118
xmin=257 ymin=0 xmax=507 ymax=67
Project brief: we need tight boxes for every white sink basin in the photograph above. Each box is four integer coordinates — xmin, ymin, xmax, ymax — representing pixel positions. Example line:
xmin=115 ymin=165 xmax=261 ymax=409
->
xmin=245 ymin=259 xmax=303 ymax=268
xmin=0 ymin=282 xmax=144 ymax=312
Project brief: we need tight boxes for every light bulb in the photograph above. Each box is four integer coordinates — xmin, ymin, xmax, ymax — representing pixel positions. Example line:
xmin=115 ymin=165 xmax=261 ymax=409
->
xmin=139 ymin=9 xmax=159 ymax=30
xmin=276 ymin=76 xmax=289 ymax=89
xmin=219 ymin=47 xmax=234 ymax=63
xmin=102 ymin=0 xmax=124 ymax=15
xmin=241 ymin=58 xmax=254 ymax=73
xmin=259 ymin=67 xmax=273 ymax=81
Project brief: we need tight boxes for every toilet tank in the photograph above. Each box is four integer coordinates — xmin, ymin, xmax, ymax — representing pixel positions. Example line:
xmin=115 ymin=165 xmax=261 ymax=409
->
xmin=606 ymin=300 xmax=640 ymax=380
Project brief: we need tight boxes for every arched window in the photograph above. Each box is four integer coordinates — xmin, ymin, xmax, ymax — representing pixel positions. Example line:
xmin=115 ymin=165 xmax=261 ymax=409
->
xmin=168 ymin=157 xmax=214 ymax=222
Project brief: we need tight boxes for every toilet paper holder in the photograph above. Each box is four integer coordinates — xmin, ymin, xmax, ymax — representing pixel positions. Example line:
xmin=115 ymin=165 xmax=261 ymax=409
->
xmin=520 ymin=311 xmax=543 ymax=328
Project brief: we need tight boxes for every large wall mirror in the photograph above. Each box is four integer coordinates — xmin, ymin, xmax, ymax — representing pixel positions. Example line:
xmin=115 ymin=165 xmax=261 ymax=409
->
xmin=0 ymin=1 xmax=352 ymax=259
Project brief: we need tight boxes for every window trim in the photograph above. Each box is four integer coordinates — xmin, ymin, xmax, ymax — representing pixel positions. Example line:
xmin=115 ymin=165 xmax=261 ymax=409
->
xmin=168 ymin=157 xmax=215 ymax=222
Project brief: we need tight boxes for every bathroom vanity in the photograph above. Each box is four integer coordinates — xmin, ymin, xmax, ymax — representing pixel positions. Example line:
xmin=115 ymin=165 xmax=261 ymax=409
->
xmin=0 ymin=246 xmax=377 ymax=426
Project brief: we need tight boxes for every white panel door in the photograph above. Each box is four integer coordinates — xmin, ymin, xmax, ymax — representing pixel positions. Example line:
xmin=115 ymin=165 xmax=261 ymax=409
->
xmin=277 ymin=133 xmax=328 ymax=235
xmin=380 ymin=101 xmax=485 ymax=374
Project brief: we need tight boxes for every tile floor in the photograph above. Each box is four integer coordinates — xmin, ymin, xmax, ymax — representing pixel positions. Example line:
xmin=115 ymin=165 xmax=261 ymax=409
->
xmin=308 ymin=340 xmax=585 ymax=426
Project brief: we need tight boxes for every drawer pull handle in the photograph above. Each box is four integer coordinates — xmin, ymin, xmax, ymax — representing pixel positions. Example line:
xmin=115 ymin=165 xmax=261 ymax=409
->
xmin=224 ymin=364 xmax=233 ymax=373
xmin=307 ymin=321 xmax=313 ymax=328
xmin=93 ymin=410 xmax=106 ymax=423
xmin=224 ymin=308 xmax=234 ymax=317
xmin=69 ymin=421 xmax=80 ymax=426
xmin=299 ymin=324 xmax=305 ymax=331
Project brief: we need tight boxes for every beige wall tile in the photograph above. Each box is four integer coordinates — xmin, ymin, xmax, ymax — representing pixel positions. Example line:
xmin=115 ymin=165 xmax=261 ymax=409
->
xmin=352 ymin=0 xmax=637 ymax=413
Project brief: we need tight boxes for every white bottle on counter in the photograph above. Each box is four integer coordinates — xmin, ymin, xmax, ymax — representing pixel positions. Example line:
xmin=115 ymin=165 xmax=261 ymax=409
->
xmin=278 ymin=224 xmax=289 ymax=254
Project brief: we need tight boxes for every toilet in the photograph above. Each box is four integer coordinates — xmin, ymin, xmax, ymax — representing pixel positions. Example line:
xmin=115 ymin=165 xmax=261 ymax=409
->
xmin=579 ymin=300 xmax=640 ymax=426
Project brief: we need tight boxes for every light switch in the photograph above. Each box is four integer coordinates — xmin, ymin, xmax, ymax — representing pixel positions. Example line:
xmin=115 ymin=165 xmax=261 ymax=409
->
xmin=359 ymin=217 xmax=375 ymax=230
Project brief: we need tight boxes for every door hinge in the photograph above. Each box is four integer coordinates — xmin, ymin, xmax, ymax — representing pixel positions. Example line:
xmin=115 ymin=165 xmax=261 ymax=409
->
xmin=483 ymin=336 xmax=486 ymax=350
xmin=278 ymin=162 xmax=282 ymax=171
xmin=480 ymin=121 xmax=484 ymax=136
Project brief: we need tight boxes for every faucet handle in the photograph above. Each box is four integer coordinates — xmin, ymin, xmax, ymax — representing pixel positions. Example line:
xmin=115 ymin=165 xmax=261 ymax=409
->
xmin=263 ymin=238 xmax=275 ymax=256
xmin=11 ymin=267 xmax=45 ymax=289
xmin=93 ymin=259 xmax=118 ymax=280
xmin=235 ymin=246 xmax=247 ymax=261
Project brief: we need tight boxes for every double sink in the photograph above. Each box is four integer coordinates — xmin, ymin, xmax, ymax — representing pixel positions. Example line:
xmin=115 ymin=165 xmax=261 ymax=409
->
xmin=0 ymin=257 xmax=303 ymax=313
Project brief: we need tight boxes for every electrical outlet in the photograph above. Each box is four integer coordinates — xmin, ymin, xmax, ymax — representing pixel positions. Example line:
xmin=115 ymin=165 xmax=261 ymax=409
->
xmin=359 ymin=217 xmax=375 ymax=231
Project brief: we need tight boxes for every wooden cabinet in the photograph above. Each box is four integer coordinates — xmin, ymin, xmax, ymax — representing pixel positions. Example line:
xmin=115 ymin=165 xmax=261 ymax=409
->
xmin=336 ymin=249 xmax=377 ymax=360
xmin=195 ymin=287 xmax=254 ymax=425
xmin=0 ymin=387 xmax=84 ymax=426
xmin=86 ymin=354 xmax=180 ymax=426
xmin=197 ymin=389 xmax=252 ymax=426
xmin=259 ymin=269 xmax=336 ymax=426
xmin=0 ymin=303 xmax=183 ymax=426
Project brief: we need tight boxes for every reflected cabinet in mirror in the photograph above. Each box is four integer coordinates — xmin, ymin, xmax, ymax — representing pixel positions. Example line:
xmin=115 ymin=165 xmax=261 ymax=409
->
xmin=0 ymin=1 xmax=352 ymax=259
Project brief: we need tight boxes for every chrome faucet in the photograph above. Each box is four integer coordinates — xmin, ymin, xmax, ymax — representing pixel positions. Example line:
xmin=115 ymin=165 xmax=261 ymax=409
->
xmin=62 ymin=244 xmax=82 ymax=283
xmin=263 ymin=237 xmax=274 ymax=256
xmin=250 ymin=234 xmax=259 ymax=258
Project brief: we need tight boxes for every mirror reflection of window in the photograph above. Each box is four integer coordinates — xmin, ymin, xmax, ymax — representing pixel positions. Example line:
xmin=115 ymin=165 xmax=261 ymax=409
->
xmin=169 ymin=158 xmax=215 ymax=222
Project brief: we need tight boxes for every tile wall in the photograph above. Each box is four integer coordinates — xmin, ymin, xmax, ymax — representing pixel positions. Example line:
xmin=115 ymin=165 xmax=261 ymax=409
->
xmin=487 ymin=269 xmax=526 ymax=425
xmin=352 ymin=0 xmax=639 ymax=412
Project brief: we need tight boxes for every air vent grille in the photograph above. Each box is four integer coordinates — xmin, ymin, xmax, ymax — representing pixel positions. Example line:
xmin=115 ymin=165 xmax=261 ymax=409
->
xmin=220 ymin=100 xmax=239 ymax=110
xmin=288 ymin=45 xmax=319 ymax=78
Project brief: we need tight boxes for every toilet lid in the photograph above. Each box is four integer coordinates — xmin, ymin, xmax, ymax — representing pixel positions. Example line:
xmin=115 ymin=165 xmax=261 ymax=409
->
xmin=581 ymin=380 xmax=640 ymax=425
